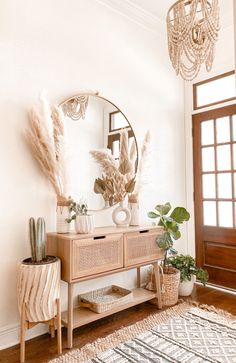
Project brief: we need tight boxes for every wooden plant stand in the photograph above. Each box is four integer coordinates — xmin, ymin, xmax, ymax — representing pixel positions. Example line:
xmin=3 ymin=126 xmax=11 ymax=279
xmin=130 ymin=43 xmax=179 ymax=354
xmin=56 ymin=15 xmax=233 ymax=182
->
xmin=47 ymin=225 xmax=164 ymax=349
xmin=17 ymin=258 xmax=62 ymax=362
xmin=20 ymin=299 xmax=62 ymax=363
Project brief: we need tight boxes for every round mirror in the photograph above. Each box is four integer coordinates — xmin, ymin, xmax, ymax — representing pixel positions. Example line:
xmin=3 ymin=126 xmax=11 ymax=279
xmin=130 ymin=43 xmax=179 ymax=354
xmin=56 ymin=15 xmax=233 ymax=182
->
xmin=59 ymin=94 xmax=138 ymax=211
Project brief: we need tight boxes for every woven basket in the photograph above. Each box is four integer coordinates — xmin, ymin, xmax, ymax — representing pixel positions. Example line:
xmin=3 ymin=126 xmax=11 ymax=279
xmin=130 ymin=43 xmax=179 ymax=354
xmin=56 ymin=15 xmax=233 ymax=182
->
xmin=78 ymin=285 xmax=132 ymax=314
xmin=146 ymin=266 xmax=180 ymax=307
xmin=161 ymin=266 xmax=180 ymax=306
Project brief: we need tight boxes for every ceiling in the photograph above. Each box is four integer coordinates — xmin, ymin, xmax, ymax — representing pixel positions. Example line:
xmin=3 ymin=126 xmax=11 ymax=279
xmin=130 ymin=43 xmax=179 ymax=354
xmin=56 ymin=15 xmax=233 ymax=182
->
xmin=128 ymin=0 xmax=174 ymax=19
xmin=127 ymin=0 xmax=233 ymax=25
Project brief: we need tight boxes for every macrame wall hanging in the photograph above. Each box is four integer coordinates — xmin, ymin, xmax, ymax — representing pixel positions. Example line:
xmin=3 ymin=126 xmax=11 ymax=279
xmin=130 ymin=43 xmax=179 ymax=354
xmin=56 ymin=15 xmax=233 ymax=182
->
xmin=62 ymin=95 xmax=89 ymax=120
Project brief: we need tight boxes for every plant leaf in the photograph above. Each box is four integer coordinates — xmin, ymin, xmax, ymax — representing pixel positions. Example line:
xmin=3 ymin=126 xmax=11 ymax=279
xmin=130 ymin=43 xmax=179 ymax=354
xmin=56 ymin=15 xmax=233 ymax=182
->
xmin=155 ymin=202 xmax=171 ymax=215
xmin=147 ymin=211 xmax=159 ymax=219
xmin=125 ymin=178 xmax=135 ymax=193
xmin=156 ymin=232 xmax=173 ymax=250
xmin=170 ymin=207 xmax=190 ymax=223
xmin=170 ymin=229 xmax=181 ymax=240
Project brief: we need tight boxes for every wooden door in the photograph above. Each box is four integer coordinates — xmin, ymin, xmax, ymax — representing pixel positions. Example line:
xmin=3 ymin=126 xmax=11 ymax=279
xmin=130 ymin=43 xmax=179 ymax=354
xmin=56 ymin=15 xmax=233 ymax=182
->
xmin=193 ymin=104 xmax=236 ymax=289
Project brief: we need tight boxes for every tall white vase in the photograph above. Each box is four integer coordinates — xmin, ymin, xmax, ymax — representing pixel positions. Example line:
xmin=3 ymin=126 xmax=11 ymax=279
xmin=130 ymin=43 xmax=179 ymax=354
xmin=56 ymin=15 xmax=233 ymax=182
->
xmin=112 ymin=201 xmax=131 ymax=228
xmin=56 ymin=205 xmax=71 ymax=233
xmin=128 ymin=202 xmax=140 ymax=226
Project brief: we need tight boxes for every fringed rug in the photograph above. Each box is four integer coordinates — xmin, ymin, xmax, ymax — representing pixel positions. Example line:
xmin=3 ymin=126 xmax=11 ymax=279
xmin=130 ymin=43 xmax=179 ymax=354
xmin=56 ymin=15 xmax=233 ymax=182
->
xmin=50 ymin=302 xmax=236 ymax=363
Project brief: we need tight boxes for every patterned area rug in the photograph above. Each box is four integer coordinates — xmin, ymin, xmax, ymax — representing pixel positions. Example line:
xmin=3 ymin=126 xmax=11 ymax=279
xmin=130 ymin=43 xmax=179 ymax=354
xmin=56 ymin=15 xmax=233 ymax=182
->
xmin=50 ymin=302 xmax=236 ymax=363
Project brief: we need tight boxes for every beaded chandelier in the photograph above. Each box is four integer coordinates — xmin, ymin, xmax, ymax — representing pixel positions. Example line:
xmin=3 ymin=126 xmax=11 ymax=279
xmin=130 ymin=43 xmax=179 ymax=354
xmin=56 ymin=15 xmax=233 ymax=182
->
xmin=166 ymin=0 xmax=220 ymax=81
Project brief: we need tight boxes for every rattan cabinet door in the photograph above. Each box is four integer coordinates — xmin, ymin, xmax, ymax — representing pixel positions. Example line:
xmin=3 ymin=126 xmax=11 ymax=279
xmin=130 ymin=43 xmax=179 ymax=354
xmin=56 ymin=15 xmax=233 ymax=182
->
xmin=72 ymin=234 xmax=123 ymax=279
xmin=124 ymin=229 xmax=163 ymax=266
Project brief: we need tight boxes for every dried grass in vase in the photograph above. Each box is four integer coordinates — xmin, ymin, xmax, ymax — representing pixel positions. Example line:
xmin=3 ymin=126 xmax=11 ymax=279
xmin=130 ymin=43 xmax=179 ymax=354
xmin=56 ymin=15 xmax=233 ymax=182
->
xmin=26 ymin=94 xmax=68 ymax=202
xmin=129 ymin=130 xmax=151 ymax=203
xmin=90 ymin=129 xmax=135 ymax=204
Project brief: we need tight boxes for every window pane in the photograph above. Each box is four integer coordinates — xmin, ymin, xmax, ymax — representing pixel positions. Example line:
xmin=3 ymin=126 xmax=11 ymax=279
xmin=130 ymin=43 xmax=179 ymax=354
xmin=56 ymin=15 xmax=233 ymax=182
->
xmin=216 ymin=117 xmax=230 ymax=143
xmin=232 ymin=115 xmax=236 ymax=141
xmin=203 ymin=201 xmax=217 ymax=226
xmin=201 ymin=120 xmax=214 ymax=145
xmin=218 ymin=173 xmax=232 ymax=198
xmin=111 ymin=112 xmax=129 ymax=130
xmin=218 ymin=202 xmax=233 ymax=227
xmin=202 ymin=147 xmax=215 ymax=172
xmin=112 ymin=140 xmax=119 ymax=159
xmin=196 ymin=73 xmax=235 ymax=108
xmin=202 ymin=174 xmax=215 ymax=198
xmin=217 ymin=145 xmax=231 ymax=170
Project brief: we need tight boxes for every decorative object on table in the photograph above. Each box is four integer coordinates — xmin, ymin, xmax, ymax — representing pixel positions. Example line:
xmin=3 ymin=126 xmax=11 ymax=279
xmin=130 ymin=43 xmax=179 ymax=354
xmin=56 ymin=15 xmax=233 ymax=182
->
xmin=147 ymin=202 xmax=190 ymax=306
xmin=78 ymin=285 xmax=132 ymax=314
xmin=26 ymin=94 xmax=72 ymax=231
xmin=66 ymin=200 xmax=94 ymax=234
xmin=166 ymin=0 xmax=220 ymax=80
xmin=167 ymin=254 xmax=209 ymax=296
xmin=128 ymin=130 xmax=151 ymax=226
xmin=90 ymin=129 xmax=135 ymax=227
xmin=112 ymin=201 xmax=131 ymax=228
xmin=56 ymin=195 xmax=73 ymax=233
xmin=48 ymin=302 xmax=236 ymax=363
xmin=17 ymin=217 xmax=61 ymax=363
xmin=128 ymin=194 xmax=139 ymax=226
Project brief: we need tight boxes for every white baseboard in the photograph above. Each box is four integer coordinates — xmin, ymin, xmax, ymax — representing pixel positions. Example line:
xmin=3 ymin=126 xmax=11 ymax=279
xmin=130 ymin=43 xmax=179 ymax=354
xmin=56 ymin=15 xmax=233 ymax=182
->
xmin=0 ymin=323 xmax=48 ymax=350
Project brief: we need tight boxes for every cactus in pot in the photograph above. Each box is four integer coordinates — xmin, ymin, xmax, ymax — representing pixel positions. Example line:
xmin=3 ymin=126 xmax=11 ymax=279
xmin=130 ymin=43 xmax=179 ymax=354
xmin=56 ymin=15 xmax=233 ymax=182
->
xmin=29 ymin=217 xmax=46 ymax=262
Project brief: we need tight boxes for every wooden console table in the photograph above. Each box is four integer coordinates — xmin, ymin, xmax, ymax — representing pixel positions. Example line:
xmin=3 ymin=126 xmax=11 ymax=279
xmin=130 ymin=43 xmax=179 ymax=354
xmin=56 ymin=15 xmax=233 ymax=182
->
xmin=47 ymin=225 xmax=164 ymax=348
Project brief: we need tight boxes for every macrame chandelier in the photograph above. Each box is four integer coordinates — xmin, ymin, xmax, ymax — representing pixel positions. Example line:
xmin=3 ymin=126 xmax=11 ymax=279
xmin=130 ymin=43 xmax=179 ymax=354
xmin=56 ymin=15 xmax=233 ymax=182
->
xmin=166 ymin=0 xmax=220 ymax=81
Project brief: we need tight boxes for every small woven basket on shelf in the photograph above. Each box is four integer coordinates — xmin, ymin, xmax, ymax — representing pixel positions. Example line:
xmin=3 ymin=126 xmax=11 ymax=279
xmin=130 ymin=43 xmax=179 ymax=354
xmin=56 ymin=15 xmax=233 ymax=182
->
xmin=78 ymin=285 xmax=133 ymax=314
xmin=146 ymin=266 xmax=180 ymax=306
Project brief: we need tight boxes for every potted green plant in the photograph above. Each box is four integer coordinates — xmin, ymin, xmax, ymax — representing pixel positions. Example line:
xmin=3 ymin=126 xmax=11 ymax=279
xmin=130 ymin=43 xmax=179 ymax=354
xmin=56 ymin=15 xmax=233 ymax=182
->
xmin=167 ymin=254 xmax=209 ymax=296
xmin=17 ymin=218 xmax=61 ymax=362
xmin=148 ymin=202 xmax=190 ymax=306
xmin=67 ymin=201 xmax=94 ymax=233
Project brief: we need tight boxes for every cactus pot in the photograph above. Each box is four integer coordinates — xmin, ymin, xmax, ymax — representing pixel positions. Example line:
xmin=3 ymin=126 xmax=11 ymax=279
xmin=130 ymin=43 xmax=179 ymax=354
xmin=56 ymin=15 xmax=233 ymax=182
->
xmin=75 ymin=215 xmax=94 ymax=234
xmin=17 ymin=257 xmax=60 ymax=322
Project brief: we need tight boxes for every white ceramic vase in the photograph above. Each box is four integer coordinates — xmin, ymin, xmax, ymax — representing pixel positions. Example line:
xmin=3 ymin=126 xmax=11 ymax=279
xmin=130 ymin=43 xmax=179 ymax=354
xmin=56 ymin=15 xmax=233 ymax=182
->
xmin=179 ymin=275 xmax=195 ymax=296
xmin=56 ymin=206 xmax=71 ymax=233
xmin=75 ymin=215 xmax=94 ymax=234
xmin=112 ymin=201 xmax=131 ymax=228
xmin=128 ymin=202 xmax=140 ymax=226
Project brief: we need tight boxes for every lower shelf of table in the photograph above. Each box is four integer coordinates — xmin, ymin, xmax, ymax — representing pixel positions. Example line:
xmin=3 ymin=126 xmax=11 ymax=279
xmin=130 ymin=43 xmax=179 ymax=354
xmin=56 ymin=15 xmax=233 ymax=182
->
xmin=61 ymin=288 xmax=157 ymax=329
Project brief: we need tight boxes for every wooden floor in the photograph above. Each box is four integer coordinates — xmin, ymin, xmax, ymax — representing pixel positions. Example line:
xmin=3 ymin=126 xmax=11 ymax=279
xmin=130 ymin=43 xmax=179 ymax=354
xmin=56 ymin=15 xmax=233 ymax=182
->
xmin=1 ymin=284 xmax=236 ymax=363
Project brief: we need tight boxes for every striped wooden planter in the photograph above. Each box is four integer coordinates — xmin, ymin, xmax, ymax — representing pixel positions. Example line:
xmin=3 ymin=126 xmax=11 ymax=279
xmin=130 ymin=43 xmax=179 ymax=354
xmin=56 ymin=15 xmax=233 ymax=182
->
xmin=17 ymin=257 xmax=60 ymax=322
xmin=17 ymin=257 xmax=62 ymax=362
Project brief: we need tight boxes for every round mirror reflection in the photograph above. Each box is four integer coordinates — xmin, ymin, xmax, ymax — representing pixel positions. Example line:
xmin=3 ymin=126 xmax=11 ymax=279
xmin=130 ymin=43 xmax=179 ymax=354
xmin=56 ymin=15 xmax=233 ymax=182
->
xmin=59 ymin=94 xmax=138 ymax=211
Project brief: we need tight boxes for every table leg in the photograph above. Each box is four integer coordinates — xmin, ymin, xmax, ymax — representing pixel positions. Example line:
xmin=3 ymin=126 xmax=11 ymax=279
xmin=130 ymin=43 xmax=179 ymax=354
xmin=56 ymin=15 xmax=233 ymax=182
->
xmin=20 ymin=303 xmax=26 ymax=363
xmin=153 ymin=262 xmax=162 ymax=309
xmin=57 ymin=298 xmax=62 ymax=354
xmin=67 ymin=283 xmax=74 ymax=349
xmin=137 ymin=267 xmax=141 ymax=288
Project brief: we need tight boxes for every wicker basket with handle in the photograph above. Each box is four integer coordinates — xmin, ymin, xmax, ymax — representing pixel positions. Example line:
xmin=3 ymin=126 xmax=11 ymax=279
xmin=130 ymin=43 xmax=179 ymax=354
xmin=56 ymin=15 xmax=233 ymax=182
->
xmin=78 ymin=285 xmax=133 ymax=313
xmin=146 ymin=266 xmax=180 ymax=306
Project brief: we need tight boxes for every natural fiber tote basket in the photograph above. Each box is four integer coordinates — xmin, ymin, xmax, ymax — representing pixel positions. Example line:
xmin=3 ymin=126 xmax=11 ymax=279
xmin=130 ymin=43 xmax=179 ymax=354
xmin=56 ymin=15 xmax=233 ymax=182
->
xmin=160 ymin=266 xmax=180 ymax=306
xmin=78 ymin=285 xmax=133 ymax=314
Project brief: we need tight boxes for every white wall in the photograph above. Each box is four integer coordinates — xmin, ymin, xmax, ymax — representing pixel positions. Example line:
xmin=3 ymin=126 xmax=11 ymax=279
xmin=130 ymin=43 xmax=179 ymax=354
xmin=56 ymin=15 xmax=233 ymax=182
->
xmin=184 ymin=0 xmax=235 ymax=257
xmin=0 ymin=0 xmax=185 ymax=349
